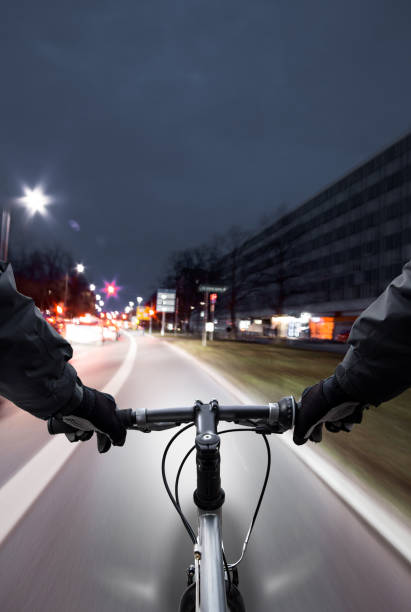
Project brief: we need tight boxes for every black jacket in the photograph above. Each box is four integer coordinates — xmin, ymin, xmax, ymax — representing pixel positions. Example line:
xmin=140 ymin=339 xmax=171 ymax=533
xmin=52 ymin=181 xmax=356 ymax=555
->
xmin=0 ymin=262 xmax=81 ymax=419
xmin=336 ymin=260 xmax=411 ymax=405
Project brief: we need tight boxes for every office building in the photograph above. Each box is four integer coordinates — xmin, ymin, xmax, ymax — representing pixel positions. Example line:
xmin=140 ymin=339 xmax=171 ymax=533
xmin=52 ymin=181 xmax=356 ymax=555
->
xmin=219 ymin=130 xmax=411 ymax=339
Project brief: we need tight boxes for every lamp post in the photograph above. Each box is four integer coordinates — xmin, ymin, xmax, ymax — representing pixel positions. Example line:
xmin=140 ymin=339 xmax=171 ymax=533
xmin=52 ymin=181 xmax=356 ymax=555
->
xmin=64 ymin=262 xmax=86 ymax=315
xmin=0 ymin=211 xmax=10 ymax=261
xmin=0 ymin=185 xmax=51 ymax=262
xmin=136 ymin=296 xmax=143 ymax=321
xmin=160 ymin=293 xmax=167 ymax=336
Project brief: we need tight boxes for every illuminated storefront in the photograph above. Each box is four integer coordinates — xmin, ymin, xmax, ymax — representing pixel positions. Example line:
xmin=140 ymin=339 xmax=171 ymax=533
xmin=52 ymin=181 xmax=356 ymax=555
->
xmin=309 ymin=317 xmax=335 ymax=340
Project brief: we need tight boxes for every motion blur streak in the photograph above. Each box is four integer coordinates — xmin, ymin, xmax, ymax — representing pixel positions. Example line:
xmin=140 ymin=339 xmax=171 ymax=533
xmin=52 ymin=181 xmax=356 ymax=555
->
xmin=263 ymin=552 xmax=319 ymax=597
xmin=0 ymin=333 xmax=136 ymax=546
xmin=0 ymin=436 xmax=78 ymax=545
xmin=100 ymin=571 xmax=158 ymax=605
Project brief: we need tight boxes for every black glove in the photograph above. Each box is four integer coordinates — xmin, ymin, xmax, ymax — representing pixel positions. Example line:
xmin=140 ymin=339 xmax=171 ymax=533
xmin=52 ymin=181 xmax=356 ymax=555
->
xmin=293 ymin=375 xmax=368 ymax=446
xmin=60 ymin=386 xmax=127 ymax=453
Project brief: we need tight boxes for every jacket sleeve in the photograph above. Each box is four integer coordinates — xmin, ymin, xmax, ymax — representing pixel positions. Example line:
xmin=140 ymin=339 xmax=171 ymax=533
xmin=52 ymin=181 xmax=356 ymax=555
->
xmin=335 ymin=260 xmax=411 ymax=405
xmin=0 ymin=262 xmax=82 ymax=419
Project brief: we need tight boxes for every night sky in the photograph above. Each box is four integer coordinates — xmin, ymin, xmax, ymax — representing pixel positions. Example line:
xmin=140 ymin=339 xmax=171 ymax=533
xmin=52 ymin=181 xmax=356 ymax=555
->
xmin=1 ymin=0 xmax=411 ymax=306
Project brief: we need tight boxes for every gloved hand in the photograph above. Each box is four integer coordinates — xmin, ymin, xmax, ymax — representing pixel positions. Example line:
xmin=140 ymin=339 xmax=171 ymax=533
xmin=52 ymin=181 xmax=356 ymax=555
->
xmin=293 ymin=375 xmax=368 ymax=445
xmin=60 ymin=386 xmax=127 ymax=453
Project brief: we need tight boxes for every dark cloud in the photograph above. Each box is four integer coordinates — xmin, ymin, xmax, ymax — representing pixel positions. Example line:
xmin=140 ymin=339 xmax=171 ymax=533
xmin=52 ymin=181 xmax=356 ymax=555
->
xmin=1 ymin=0 xmax=411 ymax=305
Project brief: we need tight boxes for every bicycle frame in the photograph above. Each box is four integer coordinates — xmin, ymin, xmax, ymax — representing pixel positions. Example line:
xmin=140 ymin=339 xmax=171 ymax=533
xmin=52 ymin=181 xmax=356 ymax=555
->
xmin=195 ymin=508 xmax=227 ymax=611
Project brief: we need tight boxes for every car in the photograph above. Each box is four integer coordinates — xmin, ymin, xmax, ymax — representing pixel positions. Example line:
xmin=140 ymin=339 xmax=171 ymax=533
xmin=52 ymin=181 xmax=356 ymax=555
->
xmin=44 ymin=315 xmax=66 ymax=336
xmin=335 ymin=329 xmax=350 ymax=343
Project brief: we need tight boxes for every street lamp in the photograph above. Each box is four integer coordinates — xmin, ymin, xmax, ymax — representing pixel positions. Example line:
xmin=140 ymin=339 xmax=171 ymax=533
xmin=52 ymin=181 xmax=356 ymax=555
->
xmin=0 ymin=184 xmax=51 ymax=261
xmin=89 ymin=283 xmax=96 ymax=291
xmin=63 ymin=262 xmax=86 ymax=313
xmin=136 ymin=296 xmax=143 ymax=320
xmin=19 ymin=186 xmax=51 ymax=216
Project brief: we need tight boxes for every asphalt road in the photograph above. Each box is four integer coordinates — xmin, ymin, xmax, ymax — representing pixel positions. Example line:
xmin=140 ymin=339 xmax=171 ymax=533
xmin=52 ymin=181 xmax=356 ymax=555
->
xmin=0 ymin=333 xmax=410 ymax=612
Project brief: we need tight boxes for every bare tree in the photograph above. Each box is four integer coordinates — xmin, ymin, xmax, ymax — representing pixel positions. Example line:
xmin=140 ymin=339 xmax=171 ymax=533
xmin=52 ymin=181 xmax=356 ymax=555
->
xmin=254 ymin=238 xmax=301 ymax=314
xmin=11 ymin=246 xmax=94 ymax=316
xmin=158 ymin=232 xmax=229 ymax=332
xmin=216 ymin=226 xmax=258 ymax=337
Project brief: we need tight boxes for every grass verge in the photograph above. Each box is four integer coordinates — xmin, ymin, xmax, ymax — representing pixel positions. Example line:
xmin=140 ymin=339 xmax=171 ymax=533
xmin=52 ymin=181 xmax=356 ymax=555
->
xmin=164 ymin=336 xmax=411 ymax=520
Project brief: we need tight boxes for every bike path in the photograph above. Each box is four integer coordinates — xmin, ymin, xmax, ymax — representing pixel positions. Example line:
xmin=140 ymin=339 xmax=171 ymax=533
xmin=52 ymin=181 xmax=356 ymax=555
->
xmin=0 ymin=334 xmax=409 ymax=612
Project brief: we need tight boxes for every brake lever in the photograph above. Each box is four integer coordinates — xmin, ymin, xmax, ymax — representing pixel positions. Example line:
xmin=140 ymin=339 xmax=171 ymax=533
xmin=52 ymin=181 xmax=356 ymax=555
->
xmin=231 ymin=418 xmax=276 ymax=435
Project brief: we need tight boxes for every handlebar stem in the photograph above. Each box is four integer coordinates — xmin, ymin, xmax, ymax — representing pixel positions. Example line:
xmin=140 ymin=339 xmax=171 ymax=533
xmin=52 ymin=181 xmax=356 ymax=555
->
xmin=193 ymin=400 xmax=225 ymax=511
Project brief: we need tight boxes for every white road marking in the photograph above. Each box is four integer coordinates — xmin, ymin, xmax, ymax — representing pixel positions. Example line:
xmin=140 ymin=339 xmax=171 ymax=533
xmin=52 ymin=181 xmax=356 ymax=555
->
xmin=0 ymin=332 xmax=137 ymax=547
xmin=163 ymin=339 xmax=411 ymax=565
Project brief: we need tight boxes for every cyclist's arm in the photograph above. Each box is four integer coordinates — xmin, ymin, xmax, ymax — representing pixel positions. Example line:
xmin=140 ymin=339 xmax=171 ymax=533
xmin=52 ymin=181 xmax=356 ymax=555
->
xmin=0 ymin=261 xmax=82 ymax=419
xmin=294 ymin=260 xmax=411 ymax=444
xmin=336 ymin=259 xmax=411 ymax=405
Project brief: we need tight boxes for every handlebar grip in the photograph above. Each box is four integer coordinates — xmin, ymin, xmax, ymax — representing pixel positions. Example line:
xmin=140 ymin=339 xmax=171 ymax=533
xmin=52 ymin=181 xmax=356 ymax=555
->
xmin=47 ymin=409 xmax=136 ymax=436
xmin=116 ymin=408 xmax=135 ymax=429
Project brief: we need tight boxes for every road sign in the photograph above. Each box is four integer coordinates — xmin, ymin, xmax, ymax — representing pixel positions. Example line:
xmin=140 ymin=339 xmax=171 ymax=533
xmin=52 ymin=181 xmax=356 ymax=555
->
xmin=198 ymin=285 xmax=227 ymax=293
xmin=156 ymin=289 xmax=176 ymax=313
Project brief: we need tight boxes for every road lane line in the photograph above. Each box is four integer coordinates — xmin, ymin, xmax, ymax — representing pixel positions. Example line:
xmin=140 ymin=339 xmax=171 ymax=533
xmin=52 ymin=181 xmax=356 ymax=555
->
xmin=163 ymin=339 xmax=411 ymax=565
xmin=0 ymin=332 xmax=137 ymax=547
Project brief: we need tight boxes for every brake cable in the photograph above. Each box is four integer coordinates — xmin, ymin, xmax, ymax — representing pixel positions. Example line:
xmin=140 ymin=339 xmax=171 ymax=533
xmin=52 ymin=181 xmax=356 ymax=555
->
xmin=163 ymin=423 xmax=271 ymax=573
xmin=161 ymin=422 xmax=197 ymax=544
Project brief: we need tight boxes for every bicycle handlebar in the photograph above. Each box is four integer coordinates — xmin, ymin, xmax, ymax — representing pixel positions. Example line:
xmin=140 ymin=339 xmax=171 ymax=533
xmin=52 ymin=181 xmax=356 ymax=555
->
xmin=48 ymin=397 xmax=296 ymax=517
xmin=47 ymin=398 xmax=297 ymax=436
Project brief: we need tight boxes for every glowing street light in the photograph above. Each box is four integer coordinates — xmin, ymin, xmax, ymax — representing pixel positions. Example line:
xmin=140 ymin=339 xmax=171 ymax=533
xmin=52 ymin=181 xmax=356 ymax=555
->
xmin=18 ymin=185 xmax=51 ymax=216
xmin=75 ymin=263 xmax=85 ymax=274
xmin=102 ymin=281 xmax=121 ymax=299
xmin=1 ymin=184 xmax=52 ymax=261
xmin=89 ymin=283 xmax=96 ymax=291
xmin=99 ymin=300 xmax=104 ymax=307
xmin=129 ymin=301 xmax=134 ymax=307
xmin=96 ymin=294 xmax=101 ymax=301
xmin=137 ymin=296 xmax=143 ymax=304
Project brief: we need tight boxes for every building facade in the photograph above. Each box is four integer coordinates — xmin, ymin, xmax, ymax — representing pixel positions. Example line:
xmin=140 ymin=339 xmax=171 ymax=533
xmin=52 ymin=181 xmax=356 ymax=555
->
xmin=218 ymin=130 xmax=411 ymax=338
